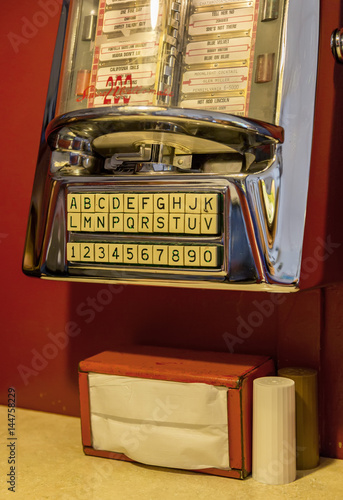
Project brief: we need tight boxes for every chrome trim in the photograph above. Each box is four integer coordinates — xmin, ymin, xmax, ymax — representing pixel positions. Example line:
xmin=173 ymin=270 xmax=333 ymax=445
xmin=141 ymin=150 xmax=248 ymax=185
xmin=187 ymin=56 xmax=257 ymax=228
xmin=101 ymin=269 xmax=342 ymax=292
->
xmin=46 ymin=106 xmax=284 ymax=146
xmin=42 ymin=275 xmax=296 ymax=293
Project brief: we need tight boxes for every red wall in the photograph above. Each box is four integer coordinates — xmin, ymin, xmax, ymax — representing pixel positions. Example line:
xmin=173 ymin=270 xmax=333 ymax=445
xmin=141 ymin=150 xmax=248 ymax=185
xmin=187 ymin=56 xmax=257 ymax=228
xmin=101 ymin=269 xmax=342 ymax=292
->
xmin=0 ymin=1 xmax=343 ymax=460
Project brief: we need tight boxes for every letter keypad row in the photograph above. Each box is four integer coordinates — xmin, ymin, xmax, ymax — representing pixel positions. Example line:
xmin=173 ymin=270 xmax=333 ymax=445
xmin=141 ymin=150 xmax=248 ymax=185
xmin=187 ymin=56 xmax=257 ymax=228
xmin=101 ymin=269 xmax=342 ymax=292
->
xmin=67 ymin=192 xmax=221 ymax=236
xmin=67 ymin=192 xmax=220 ymax=213
xmin=67 ymin=242 xmax=221 ymax=268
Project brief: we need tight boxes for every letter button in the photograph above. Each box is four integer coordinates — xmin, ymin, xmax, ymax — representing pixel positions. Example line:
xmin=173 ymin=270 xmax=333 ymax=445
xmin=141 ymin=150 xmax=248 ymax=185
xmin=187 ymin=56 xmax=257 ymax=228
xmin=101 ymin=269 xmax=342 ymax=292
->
xmin=201 ymin=214 xmax=219 ymax=235
xmin=170 ymin=193 xmax=185 ymax=213
xmin=81 ymin=194 xmax=95 ymax=212
xmin=124 ymin=194 xmax=139 ymax=212
xmin=110 ymin=194 xmax=124 ymax=212
xmin=139 ymin=194 xmax=154 ymax=213
xmin=185 ymin=215 xmax=201 ymax=234
xmin=94 ymin=214 xmax=109 ymax=232
xmin=154 ymin=194 xmax=169 ymax=213
xmin=169 ymin=214 xmax=185 ymax=233
xmin=185 ymin=194 xmax=201 ymax=214
xmin=124 ymin=214 xmax=138 ymax=233
xmin=81 ymin=214 xmax=95 ymax=232
xmin=153 ymin=215 xmax=168 ymax=233
xmin=139 ymin=214 xmax=154 ymax=233
xmin=110 ymin=214 xmax=124 ymax=232
xmin=200 ymin=193 xmax=219 ymax=214
xmin=67 ymin=213 xmax=81 ymax=231
xmin=95 ymin=194 xmax=109 ymax=212
xmin=67 ymin=193 xmax=81 ymax=212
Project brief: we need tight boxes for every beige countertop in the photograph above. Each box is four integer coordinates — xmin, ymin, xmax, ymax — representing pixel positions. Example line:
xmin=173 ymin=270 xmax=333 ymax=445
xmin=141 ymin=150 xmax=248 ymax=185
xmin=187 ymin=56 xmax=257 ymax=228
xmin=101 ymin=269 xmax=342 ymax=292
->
xmin=0 ymin=405 xmax=342 ymax=500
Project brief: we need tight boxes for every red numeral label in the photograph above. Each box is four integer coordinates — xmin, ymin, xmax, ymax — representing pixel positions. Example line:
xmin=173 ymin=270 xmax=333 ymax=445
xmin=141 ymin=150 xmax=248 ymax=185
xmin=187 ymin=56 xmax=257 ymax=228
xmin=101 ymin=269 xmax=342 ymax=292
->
xmin=104 ymin=74 xmax=132 ymax=105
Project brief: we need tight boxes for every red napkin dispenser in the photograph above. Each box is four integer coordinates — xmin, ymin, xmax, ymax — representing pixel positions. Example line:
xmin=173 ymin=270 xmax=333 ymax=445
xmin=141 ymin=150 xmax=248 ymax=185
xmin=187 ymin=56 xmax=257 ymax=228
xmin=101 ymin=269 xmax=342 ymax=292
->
xmin=79 ymin=347 xmax=274 ymax=479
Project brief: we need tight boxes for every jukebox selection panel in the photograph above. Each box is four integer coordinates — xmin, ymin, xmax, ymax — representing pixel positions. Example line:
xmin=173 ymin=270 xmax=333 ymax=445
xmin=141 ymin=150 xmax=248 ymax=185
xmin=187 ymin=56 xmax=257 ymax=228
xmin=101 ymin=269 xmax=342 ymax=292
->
xmin=85 ymin=0 xmax=180 ymax=108
xmin=66 ymin=191 xmax=223 ymax=269
xmin=179 ymin=0 xmax=259 ymax=115
xmin=67 ymin=0 xmax=287 ymax=119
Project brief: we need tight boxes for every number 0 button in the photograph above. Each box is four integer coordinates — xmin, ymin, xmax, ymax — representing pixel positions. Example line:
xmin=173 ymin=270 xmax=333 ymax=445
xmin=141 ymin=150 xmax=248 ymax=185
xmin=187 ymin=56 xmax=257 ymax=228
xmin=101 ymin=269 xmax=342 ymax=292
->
xmin=200 ymin=246 xmax=218 ymax=267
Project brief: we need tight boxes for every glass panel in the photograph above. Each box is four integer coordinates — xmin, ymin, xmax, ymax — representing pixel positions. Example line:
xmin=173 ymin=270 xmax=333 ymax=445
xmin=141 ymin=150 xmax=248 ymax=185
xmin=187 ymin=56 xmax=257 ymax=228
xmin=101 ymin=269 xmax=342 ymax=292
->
xmin=56 ymin=0 xmax=287 ymax=123
xmin=57 ymin=0 xmax=184 ymax=113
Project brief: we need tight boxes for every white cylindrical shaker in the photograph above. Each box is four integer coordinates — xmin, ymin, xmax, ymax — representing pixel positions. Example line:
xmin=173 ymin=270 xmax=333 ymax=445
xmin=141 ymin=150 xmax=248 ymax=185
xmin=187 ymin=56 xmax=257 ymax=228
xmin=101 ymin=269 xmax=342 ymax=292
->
xmin=253 ymin=377 xmax=296 ymax=484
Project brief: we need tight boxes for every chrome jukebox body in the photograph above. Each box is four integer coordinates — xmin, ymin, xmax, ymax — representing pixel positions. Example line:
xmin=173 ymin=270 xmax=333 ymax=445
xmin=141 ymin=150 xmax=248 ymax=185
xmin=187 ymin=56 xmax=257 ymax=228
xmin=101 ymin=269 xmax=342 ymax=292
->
xmin=23 ymin=0 xmax=319 ymax=291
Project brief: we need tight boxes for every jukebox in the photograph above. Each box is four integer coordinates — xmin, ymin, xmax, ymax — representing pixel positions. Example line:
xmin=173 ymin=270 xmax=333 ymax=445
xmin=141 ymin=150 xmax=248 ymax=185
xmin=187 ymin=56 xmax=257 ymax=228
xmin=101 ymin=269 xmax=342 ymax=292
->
xmin=23 ymin=0 xmax=320 ymax=291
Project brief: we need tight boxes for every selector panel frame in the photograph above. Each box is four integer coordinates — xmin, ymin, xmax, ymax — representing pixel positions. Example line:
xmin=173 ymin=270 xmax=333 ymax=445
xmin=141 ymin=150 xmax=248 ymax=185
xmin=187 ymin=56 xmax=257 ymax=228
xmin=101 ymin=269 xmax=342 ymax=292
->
xmin=66 ymin=188 xmax=225 ymax=276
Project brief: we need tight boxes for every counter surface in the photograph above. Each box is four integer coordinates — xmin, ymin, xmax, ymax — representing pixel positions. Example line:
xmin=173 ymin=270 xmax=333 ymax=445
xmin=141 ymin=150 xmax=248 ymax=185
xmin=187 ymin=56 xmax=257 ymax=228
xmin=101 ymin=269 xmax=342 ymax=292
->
xmin=0 ymin=406 xmax=342 ymax=499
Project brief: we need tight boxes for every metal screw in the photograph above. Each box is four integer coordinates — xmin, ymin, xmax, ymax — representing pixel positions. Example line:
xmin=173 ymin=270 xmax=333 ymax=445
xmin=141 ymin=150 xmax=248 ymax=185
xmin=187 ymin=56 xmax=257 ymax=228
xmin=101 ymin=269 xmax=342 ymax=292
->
xmin=331 ymin=28 xmax=343 ymax=63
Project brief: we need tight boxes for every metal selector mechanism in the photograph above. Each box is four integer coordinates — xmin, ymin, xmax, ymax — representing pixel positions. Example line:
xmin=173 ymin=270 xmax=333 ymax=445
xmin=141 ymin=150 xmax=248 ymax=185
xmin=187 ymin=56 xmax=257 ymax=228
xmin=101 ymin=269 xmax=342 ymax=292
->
xmin=331 ymin=28 xmax=343 ymax=63
xmin=46 ymin=107 xmax=284 ymax=176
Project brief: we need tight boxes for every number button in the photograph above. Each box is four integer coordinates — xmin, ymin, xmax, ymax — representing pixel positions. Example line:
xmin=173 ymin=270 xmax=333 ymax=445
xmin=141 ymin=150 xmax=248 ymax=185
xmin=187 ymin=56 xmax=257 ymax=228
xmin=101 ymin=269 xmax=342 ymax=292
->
xmin=138 ymin=245 xmax=153 ymax=265
xmin=80 ymin=243 xmax=95 ymax=262
xmin=67 ymin=243 xmax=80 ymax=262
xmin=184 ymin=246 xmax=200 ymax=267
xmin=168 ymin=246 xmax=184 ymax=266
xmin=123 ymin=244 xmax=138 ymax=264
xmin=153 ymin=246 xmax=168 ymax=265
xmin=95 ymin=244 xmax=109 ymax=262
xmin=200 ymin=246 xmax=218 ymax=267
xmin=109 ymin=244 xmax=123 ymax=264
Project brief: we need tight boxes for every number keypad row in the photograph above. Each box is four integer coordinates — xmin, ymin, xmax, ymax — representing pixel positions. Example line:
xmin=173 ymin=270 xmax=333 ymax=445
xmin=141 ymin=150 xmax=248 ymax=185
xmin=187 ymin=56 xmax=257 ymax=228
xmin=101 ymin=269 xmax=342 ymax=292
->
xmin=67 ymin=242 xmax=221 ymax=268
